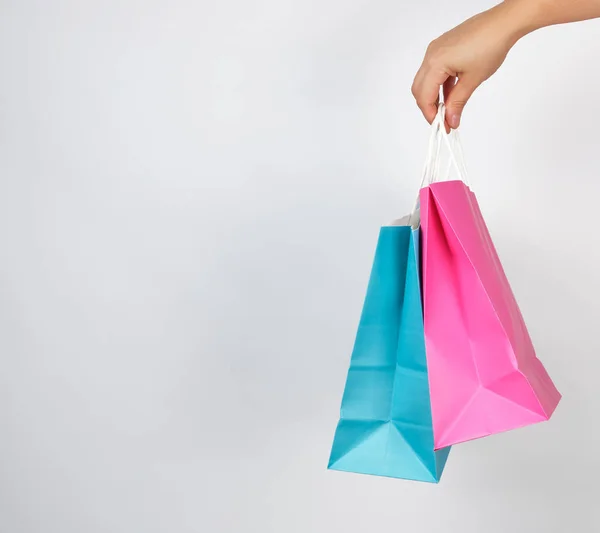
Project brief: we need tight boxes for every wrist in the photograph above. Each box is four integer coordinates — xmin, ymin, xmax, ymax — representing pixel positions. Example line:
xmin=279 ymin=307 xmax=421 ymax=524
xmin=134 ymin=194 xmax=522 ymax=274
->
xmin=496 ymin=0 xmax=548 ymax=43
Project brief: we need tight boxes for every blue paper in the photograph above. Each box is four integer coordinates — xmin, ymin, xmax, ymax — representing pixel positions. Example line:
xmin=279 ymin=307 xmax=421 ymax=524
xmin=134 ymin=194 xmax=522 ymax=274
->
xmin=328 ymin=226 xmax=450 ymax=482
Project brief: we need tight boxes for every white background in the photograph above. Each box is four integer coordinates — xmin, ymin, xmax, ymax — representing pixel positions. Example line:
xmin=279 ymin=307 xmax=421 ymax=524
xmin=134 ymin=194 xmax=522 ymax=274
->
xmin=0 ymin=1 xmax=598 ymax=531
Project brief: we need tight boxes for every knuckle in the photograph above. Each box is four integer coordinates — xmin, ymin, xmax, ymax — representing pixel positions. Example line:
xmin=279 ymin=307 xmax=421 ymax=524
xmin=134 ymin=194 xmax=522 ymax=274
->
xmin=425 ymin=54 xmax=440 ymax=69
xmin=425 ymin=40 xmax=441 ymax=59
xmin=426 ymin=39 xmax=439 ymax=53
xmin=415 ymin=97 xmax=427 ymax=110
xmin=449 ymin=100 xmax=468 ymax=110
xmin=425 ymin=45 xmax=454 ymax=73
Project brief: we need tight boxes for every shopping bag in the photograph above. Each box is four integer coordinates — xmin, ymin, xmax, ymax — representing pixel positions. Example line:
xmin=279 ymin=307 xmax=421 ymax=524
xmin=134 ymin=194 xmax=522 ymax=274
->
xmin=328 ymin=223 xmax=450 ymax=482
xmin=419 ymin=110 xmax=562 ymax=450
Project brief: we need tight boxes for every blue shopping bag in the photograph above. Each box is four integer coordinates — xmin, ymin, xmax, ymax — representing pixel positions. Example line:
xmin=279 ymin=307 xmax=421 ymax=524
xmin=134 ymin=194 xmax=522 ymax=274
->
xmin=328 ymin=224 xmax=450 ymax=482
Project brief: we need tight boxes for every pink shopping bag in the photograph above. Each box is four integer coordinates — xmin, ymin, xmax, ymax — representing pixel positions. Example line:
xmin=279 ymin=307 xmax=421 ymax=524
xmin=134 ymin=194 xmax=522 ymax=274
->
xmin=419 ymin=126 xmax=561 ymax=450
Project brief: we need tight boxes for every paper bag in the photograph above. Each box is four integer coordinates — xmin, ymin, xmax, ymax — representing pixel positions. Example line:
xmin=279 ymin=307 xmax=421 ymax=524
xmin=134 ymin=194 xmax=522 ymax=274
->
xmin=420 ymin=180 xmax=561 ymax=449
xmin=328 ymin=224 xmax=450 ymax=482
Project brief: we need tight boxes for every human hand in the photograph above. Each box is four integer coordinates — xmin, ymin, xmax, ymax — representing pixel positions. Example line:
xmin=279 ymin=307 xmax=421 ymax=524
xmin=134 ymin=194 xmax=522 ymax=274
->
xmin=411 ymin=2 xmax=527 ymax=129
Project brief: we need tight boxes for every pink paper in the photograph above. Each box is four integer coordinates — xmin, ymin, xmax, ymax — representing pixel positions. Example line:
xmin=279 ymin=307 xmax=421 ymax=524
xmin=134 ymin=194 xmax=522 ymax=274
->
xmin=420 ymin=180 xmax=561 ymax=449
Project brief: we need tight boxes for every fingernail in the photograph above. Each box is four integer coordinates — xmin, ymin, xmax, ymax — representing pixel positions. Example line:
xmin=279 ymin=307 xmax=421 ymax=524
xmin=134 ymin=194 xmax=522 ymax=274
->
xmin=449 ymin=114 xmax=460 ymax=129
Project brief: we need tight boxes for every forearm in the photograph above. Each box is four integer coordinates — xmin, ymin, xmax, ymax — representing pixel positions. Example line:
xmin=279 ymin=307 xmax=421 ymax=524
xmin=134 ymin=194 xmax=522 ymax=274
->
xmin=502 ymin=0 xmax=600 ymax=40
xmin=412 ymin=0 xmax=600 ymax=126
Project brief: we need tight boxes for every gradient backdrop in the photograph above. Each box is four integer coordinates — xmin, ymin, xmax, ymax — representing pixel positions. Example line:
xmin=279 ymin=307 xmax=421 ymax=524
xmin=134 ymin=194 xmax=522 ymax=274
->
xmin=0 ymin=1 xmax=598 ymax=531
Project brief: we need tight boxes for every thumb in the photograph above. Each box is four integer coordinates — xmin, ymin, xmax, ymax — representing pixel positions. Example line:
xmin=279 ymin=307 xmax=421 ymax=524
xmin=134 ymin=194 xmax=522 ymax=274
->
xmin=445 ymin=77 xmax=478 ymax=129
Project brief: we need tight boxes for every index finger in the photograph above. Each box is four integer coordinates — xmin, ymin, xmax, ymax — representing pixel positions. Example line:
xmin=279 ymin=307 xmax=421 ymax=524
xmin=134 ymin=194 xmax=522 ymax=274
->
xmin=411 ymin=65 xmax=451 ymax=124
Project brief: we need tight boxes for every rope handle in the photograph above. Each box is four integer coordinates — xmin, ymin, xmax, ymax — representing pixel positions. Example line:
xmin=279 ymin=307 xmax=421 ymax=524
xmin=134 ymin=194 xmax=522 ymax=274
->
xmin=422 ymin=103 xmax=469 ymax=187
xmin=408 ymin=99 xmax=471 ymax=227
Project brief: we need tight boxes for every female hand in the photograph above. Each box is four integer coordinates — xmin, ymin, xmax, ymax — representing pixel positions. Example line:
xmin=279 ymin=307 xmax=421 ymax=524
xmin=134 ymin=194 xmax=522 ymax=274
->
xmin=411 ymin=2 xmax=523 ymax=129
xmin=412 ymin=0 xmax=600 ymax=129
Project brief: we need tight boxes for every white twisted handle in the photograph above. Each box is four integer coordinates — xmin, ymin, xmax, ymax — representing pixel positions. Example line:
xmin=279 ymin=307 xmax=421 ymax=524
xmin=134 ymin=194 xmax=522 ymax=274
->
xmin=421 ymin=102 xmax=469 ymax=187
xmin=409 ymin=101 xmax=470 ymax=226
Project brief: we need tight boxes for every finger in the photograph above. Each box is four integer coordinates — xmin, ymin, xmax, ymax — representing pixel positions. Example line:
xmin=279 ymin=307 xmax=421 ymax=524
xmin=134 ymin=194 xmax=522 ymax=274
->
xmin=444 ymin=76 xmax=478 ymax=129
xmin=412 ymin=66 xmax=450 ymax=124
xmin=442 ymin=76 xmax=457 ymax=102
xmin=442 ymin=77 xmax=457 ymax=132
xmin=411 ymin=67 xmax=435 ymax=123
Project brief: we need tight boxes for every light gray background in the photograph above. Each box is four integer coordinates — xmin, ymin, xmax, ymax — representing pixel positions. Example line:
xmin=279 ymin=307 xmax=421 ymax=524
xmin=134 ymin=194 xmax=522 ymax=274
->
xmin=0 ymin=1 xmax=598 ymax=532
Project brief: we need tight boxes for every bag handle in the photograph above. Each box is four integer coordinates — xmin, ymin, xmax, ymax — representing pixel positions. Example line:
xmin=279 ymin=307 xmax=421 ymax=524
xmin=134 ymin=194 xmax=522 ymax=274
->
xmin=408 ymin=99 xmax=471 ymax=227
xmin=421 ymin=103 xmax=469 ymax=187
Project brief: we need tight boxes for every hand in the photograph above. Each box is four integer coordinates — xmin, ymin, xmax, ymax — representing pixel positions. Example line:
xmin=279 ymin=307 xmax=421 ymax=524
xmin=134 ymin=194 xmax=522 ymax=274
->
xmin=411 ymin=2 xmax=524 ymax=129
